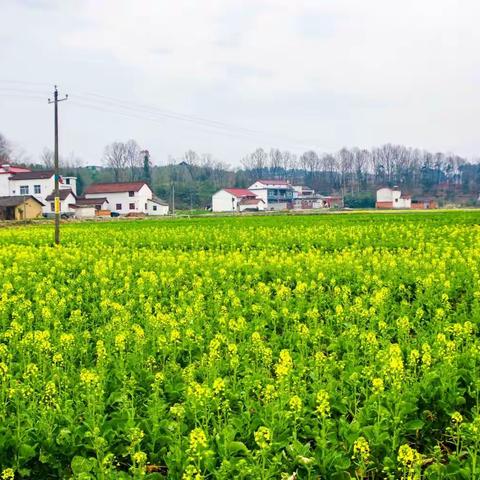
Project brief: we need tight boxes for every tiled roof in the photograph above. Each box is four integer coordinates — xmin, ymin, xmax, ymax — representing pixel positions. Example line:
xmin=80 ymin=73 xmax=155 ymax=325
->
xmin=84 ymin=182 xmax=148 ymax=194
xmin=45 ymin=189 xmax=76 ymax=201
xmin=10 ymin=170 xmax=54 ymax=180
xmin=256 ymin=179 xmax=290 ymax=186
xmin=224 ymin=188 xmax=256 ymax=197
xmin=75 ymin=197 xmax=108 ymax=206
xmin=0 ymin=195 xmax=45 ymax=207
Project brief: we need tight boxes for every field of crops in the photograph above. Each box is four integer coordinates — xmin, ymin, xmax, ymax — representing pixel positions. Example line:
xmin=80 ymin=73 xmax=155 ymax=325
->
xmin=0 ymin=211 xmax=480 ymax=479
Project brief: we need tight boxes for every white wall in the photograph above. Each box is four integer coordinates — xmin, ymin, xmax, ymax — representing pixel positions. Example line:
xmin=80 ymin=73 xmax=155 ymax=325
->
xmin=147 ymin=200 xmax=169 ymax=215
xmin=247 ymin=187 xmax=268 ymax=204
xmin=376 ymin=188 xmax=393 ymax=202
xmin=74 ymin=206 xmax=96 ymax=218
xmin=43 ymin=192 xmax=76 ymax=214
xmin=10 ymin=177 xmax=54 ymax=202
xmin=85 ymin=184 xmax=153 ymax=214
xmin=0 ymin=175 xmax=9 ymax=196
xmin=212 ymin=190 xmax=237 ymax=212
xmin=239 ymin=201 xmax=265 ymax=212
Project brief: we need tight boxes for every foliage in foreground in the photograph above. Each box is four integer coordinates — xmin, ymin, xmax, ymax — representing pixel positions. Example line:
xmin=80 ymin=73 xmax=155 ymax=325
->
xmin=0 ymin=212 xmax=479 ymax=478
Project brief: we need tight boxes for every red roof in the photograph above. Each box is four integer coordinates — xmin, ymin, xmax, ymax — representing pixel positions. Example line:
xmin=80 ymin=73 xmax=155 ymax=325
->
xmin=84 ymin=182 xmax=148 ymax=194
xmin=224 ymin=188 xmax=256 ymax=198
xmin=0 ymin=165 xmax=32 ymax=175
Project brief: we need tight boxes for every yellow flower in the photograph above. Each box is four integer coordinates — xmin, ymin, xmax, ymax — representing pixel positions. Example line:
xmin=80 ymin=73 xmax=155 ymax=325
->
xmin=353 ymin=436 xmax=370 ymax=463
xmin=289 ymin=395 xmax=303 ymax=412
xmin=254 ymin=426 xmax=272 ymax=449
xmin=132 ymin=451 xmax=147 ymax=465
xmin=213 ymin=377 xmax=225 ymax=395
xmin=315 ymin=390 xmax=331 ymax=418
xmin=189 ymin=428 xmax=207 ymax=453
xmin=372 ymin=377 xmax=384 ymax=394
xmin=79 ymin=369 xmax=100 ymax=388
xmin=275 ymin=349 xmax=293 ymax=378
xmin=451 ymin=411 xmax=463 ymax=424
xmin=397 ymin=444 xmax=422 ymax=479
xmin=1 ymin=468 xmax=14 ymax=480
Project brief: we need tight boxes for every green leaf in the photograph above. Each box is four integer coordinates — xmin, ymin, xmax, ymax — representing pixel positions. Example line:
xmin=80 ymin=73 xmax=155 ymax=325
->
xmin=404 ymin=419 xmax=424 ymax=431
xmin=71 ymin=456 xmax=94 ymax=475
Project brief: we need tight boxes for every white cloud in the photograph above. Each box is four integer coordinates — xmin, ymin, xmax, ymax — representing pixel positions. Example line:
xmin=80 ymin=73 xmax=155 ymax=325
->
xmin=1 ymin=0 xmax=480 ymax=162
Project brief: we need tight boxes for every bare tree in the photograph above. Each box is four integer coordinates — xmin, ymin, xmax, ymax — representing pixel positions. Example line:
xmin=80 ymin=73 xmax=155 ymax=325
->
xmin=40 ymin=148 xmax=54 ymax=169
xmin=125 ymin=140 xmax=142 ymax=181
xmin=269 ymin=148 xmax=283 ymax=177
xmin=0 ymin=133 xmax=11 ymax=163
xmin=103 ymin=142 xmax=127 ymax=182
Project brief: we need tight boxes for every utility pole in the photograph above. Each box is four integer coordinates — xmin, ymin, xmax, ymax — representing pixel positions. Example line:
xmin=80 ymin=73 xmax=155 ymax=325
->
xmin=48 ymin=86 xmax=68 ymax=245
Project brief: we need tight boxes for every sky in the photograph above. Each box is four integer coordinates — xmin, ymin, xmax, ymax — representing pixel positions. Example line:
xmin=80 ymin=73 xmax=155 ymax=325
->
xmin=1 ymin=0 xmax=480 ymax=167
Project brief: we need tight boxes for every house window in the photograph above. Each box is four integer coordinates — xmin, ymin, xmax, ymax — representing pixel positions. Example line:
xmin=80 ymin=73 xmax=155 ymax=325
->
xmin=153 ymin=205 xmax=157 ymax=211
xmin=116 ymin=203 xmax=122 ymax=210
xmin=395 ymin=198 xmax=398 ymax=202
xmin=95 ymin=204 xmax=101 ymax=211
xmin=129 ymin=203 xmax=135 ymax=210
xmin=128 ymin=191 xmax=134 ymax=197
xmin=20 ymin=185 xmax=29 ymax=195
xmin=65 ymin=178 xmax=70 ymax=185
xmin=50 ymin=202 xmax=55 ymax=212
xmin=34 ymin=185 xmax=41 ymax=194
xmin=145 ymin=203 xmax=147 ymax=210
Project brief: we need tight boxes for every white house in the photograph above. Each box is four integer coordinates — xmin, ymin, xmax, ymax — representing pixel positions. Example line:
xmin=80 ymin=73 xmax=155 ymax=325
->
xmin=84 ymin=182 xmax=169 ymax=215
xmin=44 ymin=189 xmax=77 ymax=216
xmin=376 ymin=187 xmax=411 ymax=209
xmin=212 ymin=188 xmax=265 ymax=212
xmin=6 ymin=170 xmax=77 ymax=206
xmin=0 ymin=164 xmax=31 ymax=197
xmin=248 ymin=180 xmax=294 ymax=210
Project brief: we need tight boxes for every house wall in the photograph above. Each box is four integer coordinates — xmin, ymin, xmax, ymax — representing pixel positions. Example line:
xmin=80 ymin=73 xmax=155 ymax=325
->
xmin=9 ymin=177 xmax=54 ymax=201
xmin=212 ymin=190 xmax=237 ymax=212
xmin=238 ymin=201 xmax=265 ymax=212
xmin=0 ymin=175 xmax=9 ymax=196
xmin=86 ymin=184 xmax=153 ymax=214
xmin=248 ymin=187 xmax=268 ymax=205
xmin=43 ymin=193 xmax=76 ymax=214
xmin=376 ymin=188 xmax=393 ymax=202
xmin=147 ymin=201 xmax=169 ymax=215
xmin=376 ymin=201 xmax=394 ymax=209
xmin=74 ymin=206 xmax=96 ymax=218
xmin=14 ymin=198 xmax=43 ymax=220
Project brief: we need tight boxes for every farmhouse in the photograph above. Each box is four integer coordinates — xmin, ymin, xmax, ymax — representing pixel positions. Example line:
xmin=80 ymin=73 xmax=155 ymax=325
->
xmin=212 ymin=188 xmax=265 ymax=212
xmin=45 ymin=189 xmax=77 ymax=216
xmin=248 ymin=179 xmax=294 ymax=210
xmin=376 ymin=187 xmax=411 ymax=209
xmin=0 ymin=195 xmax=45 ymax=220
xmin=84 ymin=182 xmax=169 ymax=215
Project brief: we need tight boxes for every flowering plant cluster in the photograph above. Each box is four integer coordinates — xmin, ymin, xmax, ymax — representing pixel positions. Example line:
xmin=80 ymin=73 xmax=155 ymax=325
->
xmin=0 ymin=211 xmax=479 ymax=478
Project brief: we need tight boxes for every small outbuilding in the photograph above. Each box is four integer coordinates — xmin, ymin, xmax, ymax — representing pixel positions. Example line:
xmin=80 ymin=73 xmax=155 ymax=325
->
xmin=0 ymin=195 xmax=45 ymax=220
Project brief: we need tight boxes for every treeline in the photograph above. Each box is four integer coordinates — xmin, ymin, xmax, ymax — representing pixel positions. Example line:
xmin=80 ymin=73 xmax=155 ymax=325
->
xmin=2 ymin=132 xmax=479 ymax=209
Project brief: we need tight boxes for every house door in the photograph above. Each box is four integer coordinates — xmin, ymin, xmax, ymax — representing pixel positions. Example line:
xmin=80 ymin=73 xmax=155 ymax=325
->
xmin=5 ymin=207 xmax=16 ymax=220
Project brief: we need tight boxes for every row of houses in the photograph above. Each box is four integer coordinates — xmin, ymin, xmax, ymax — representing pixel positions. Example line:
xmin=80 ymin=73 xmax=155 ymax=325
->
xmin=0 ymin=164 xmax=169 ymax=220
xmin=212 ymin=179 xmax=343 ymax=212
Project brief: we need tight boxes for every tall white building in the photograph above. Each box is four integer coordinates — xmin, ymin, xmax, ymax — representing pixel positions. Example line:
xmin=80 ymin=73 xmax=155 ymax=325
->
xmin=376 ymin=187 xmax=411 ymax=209
xmin=248 ymin=179 xmax=294 ymax=210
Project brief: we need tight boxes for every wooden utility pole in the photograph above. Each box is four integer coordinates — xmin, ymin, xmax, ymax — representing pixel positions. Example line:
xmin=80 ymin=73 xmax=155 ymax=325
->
xmin=48 ymin=86 xmax=68 ymax=245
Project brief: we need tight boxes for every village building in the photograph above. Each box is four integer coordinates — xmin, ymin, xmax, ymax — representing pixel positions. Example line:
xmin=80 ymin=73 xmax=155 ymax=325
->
xmin=84 ymin=181 xmax=169 ymax=215
xmin=376 ymin=187 xmax=412 ymax=209
xmin=0 ymin=195 xmax=45 ymax=220
xmin=212 ymin=188 xmax=265 ymax=212
xmin=248 ymin=179 xmax=294 ymax=210
xmin=44 ymin=189 xmax=77 ymax=216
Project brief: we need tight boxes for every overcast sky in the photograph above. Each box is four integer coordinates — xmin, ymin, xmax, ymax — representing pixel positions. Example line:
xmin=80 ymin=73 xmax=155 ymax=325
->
xmin=1 ymin=0 xmax=479 ymax=166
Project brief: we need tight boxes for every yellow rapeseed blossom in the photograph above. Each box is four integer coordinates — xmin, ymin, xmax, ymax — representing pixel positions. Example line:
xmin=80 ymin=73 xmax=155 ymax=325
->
xmin=275 ymin=349 xmax=293 ymax=378
xmin=352 ymin=436 xmax=370 ymax=463
xmin=289 ymin=395 xmax=303 ymax=412
xmin=315 ymin=389 xmax=331 ymax=418
xmin=254 ymin=426 xmax=272 ymax=449
xmin=189 ymin=428 xmax=207 ymax=453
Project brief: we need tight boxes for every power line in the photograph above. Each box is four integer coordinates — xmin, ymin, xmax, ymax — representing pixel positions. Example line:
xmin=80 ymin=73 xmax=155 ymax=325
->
xmin=0 ymin=80 xmax=321 ymax=150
